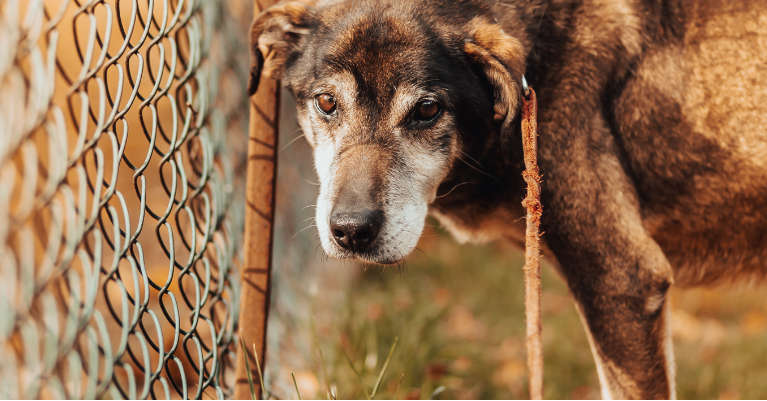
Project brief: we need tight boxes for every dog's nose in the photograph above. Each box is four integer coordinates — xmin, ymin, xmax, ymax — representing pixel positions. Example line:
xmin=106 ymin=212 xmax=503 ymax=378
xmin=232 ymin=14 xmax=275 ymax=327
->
xmin=329 ymin=209 xmax=384 ymax=251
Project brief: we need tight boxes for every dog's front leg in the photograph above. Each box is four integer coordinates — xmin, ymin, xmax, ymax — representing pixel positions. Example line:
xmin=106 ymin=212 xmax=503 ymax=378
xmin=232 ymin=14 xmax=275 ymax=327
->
xmin=537 ymin=108 xmax=675 ymax=399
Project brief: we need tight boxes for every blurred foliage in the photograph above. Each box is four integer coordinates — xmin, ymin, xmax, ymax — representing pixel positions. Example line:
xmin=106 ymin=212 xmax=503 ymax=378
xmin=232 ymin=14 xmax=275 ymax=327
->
xmin=269 ymin=223 xmax=767 ymax=399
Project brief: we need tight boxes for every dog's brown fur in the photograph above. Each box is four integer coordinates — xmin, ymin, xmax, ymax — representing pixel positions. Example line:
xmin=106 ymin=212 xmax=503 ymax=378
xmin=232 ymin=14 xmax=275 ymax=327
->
xmin=249 ymin=0 xmax=767 ymax=398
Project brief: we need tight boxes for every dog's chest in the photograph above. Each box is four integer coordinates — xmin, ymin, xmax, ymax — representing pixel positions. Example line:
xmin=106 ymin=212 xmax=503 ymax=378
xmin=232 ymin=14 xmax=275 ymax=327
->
xmin=430 ymin=205 xmax=526 ymax=247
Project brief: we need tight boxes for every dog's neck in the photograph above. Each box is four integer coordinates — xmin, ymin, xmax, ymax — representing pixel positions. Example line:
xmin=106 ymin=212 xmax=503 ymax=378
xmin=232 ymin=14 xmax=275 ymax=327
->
xmin=429 ymin=0 xmax=557 ymax=243
xmin=429 ymin=109 xmax=527 ymax=243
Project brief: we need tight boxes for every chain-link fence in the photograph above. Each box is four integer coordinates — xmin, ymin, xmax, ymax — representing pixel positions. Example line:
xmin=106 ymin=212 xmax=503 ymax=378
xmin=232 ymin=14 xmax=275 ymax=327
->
xmin=0 ymin=0 xmax=253 ymax=398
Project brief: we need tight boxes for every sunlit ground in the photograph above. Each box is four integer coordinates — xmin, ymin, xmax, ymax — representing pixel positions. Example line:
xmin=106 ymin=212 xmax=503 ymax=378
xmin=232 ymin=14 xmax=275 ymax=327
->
xmin=270 ymin=224 xmax=767 ymax=399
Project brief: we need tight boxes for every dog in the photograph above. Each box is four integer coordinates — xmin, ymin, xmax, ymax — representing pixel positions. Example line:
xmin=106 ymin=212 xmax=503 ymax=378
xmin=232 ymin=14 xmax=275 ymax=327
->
xmin=248 ymin=0 xmax=767 ymax=398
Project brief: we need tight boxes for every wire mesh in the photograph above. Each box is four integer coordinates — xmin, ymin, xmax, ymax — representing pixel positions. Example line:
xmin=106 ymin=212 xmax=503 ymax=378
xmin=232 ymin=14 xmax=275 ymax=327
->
xmin=0 ymin=0 xmax=251 ymax=398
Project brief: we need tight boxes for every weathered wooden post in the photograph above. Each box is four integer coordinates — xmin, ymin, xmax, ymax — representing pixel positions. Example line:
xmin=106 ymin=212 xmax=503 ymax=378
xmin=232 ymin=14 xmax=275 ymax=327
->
xmin=234 ymin=1 xmax=281 ymax=398
xmin=521 ymin=86 xmax=544 ymax=400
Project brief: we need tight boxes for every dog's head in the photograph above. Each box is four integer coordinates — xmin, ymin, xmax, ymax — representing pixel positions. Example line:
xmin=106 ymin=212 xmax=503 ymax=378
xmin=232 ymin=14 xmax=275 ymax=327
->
xmin=250 ymin=0 xmax=526 ymax=264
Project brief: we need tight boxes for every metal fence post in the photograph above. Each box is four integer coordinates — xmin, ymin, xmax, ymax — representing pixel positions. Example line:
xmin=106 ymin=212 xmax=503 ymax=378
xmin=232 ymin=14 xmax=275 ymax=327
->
xmin=1 ymin=1 xmax=251 ymax=398
xmin=234 ymin=1 xmax=281 ymax=398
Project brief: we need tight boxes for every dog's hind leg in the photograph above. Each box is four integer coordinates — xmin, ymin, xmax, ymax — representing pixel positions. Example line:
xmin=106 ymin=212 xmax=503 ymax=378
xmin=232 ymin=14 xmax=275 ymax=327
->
xmin=538 ymin=109 xmax=676 ymax=399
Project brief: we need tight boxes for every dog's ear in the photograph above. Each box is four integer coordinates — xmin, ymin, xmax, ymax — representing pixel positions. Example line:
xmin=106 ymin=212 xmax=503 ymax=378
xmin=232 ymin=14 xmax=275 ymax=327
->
xmin=463 ymin=18 xmax=525 ymax=131
xmin=249 ymin=1 xmax=316 ymax=95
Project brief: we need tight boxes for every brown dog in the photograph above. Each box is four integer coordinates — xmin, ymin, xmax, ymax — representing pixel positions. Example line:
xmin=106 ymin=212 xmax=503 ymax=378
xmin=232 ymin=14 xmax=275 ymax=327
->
xmin=248 ymin=0 xmax=767 ymax=398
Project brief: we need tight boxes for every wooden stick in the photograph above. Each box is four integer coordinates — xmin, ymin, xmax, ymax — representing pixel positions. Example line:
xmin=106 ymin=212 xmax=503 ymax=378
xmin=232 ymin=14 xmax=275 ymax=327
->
xmin=521 ymin=88 xmax=544 ymax=400
xmin=234 ymin=2 xmax=281 ymax=398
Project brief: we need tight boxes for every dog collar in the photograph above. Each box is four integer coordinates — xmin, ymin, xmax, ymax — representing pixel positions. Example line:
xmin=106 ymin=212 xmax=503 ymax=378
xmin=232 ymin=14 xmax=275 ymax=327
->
xmin=522 ymin=75 xmax=531 ymax=98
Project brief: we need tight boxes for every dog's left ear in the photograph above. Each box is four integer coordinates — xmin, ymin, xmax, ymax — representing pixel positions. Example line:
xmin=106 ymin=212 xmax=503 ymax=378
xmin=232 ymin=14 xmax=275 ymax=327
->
xmin=464 ymin=18 xmax=525 ymax=131
xmin=249 ymin=1 xmax=316 ymax=95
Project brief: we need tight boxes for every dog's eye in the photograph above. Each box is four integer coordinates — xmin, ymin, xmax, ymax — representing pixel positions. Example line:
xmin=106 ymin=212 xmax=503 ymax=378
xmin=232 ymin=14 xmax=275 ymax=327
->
xmin=414 ymin=100 xmax=440 ymax=122
xmin=315 ymin=93 xmax=337 ymax=115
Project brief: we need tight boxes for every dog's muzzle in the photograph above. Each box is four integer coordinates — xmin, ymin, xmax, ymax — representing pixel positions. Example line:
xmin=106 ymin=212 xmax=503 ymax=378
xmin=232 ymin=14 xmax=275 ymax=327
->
xmin=315 ymin=143 xmax=428 ymax=264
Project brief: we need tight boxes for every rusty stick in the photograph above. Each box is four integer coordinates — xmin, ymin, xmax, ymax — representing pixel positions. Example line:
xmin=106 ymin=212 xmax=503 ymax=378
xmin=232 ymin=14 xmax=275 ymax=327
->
xmin=234 ymin=1 xmax=281 ymax=398
xmin=521 ymin=88 xmax=544 ymax=400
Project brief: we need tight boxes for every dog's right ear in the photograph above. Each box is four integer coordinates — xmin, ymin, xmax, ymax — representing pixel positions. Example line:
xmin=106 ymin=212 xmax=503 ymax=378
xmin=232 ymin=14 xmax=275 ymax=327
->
xmin=249 ymin=1 xmax=316 ymax=95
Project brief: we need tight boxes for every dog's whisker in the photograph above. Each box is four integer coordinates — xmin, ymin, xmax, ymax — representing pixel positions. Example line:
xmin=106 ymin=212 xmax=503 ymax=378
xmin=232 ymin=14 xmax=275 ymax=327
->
xmin=292 ymin=224 xmax=317 ymax=239
xmin=412 ymin=246 xmax=427 ymax=256
xmin=280 ymin=132 xmax=307 ymax=152
xmin=395 ymin=261 xmax=406 ymax=274
xmin=457 ymin=154 xmax=497 ymax=179
xmin=459 ymin=150 xmax=485 ymax=168
xmin=436 ymin=181 xmax=474 ymax=199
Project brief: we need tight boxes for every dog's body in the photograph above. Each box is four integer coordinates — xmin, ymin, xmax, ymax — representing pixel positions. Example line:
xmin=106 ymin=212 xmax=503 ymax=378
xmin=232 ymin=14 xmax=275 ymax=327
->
xmin=249 ymin=0 xmax=767 ymax=398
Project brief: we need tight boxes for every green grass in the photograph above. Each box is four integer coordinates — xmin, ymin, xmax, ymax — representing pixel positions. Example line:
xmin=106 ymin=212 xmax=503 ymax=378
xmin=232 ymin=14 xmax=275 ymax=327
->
xmin=283 ymin=226 xmax=767 ymax=399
